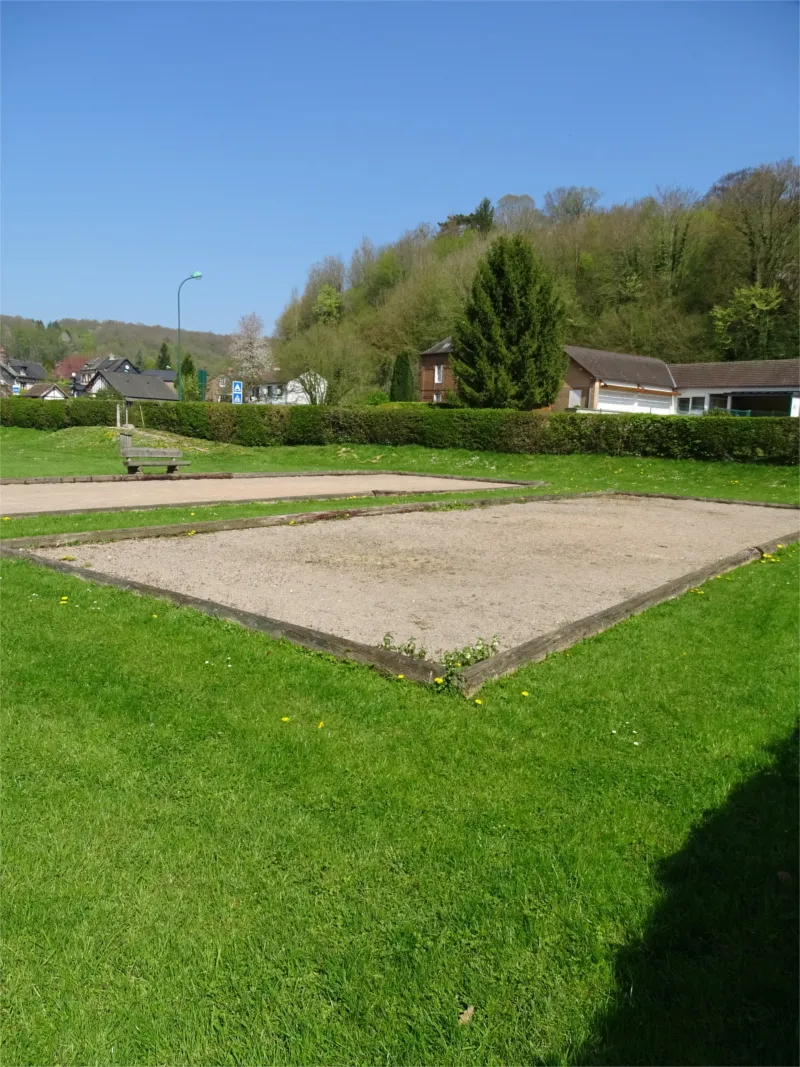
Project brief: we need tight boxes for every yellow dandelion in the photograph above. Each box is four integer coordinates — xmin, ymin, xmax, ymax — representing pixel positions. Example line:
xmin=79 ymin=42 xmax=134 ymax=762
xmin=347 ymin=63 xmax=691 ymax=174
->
xmin=289 ymin=521 xmax=295 ymax=526
xmin=2 ymin=516 xmax=10 ymax=521
xmin=281 ymin=716 xmax=290 ymax=723
xmin=777 ymin=544 xmax=784 ymax=549
xmin=152 ymin=614 xmax=158 ymax=618
xmin=187 ymin=530 xmax=196 ymax=536
xmin=474 ymin=698 xmax=483 ymax=705
xmin=396 ymin=673 xmax=404 ymax=680
xmin=521 ymin=691 xmax=529 ymax=697
xmin=434 ymin=677 xmax=444 ymax=684
xmin=317 ymin=721 xmax=325 ymax=729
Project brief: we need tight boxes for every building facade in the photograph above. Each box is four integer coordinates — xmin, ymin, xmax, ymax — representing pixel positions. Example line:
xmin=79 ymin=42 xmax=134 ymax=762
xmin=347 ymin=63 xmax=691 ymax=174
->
xmin=418 ymin=338 xmax=800 ymax=416
xmin=419 ymin=338 xmax=457 ymax=403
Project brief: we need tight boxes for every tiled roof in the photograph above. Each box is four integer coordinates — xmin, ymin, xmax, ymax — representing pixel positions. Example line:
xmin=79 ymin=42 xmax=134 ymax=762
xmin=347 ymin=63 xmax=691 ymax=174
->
xmin=90 ymin=371 xmax=178 ymax=401
xmin=141 ymin=369 xmax=177 ymax=382
xmin=566 ymin=346 xmax=675 ymax=390
xmin=668 ymin=359 xmax=800 ymax=390
xmin=420 ymin=337 xmax=454 ymax=356
xmin=8 ymin=360 xmax=47 ymax=381
xmin=25 ymin=382 xmax=67 ymax=398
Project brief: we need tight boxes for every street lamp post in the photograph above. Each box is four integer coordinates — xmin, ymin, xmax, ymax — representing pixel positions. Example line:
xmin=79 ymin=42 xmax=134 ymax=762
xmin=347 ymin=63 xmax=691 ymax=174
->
xmin=176 ymin=271 xmax=203 ymax=400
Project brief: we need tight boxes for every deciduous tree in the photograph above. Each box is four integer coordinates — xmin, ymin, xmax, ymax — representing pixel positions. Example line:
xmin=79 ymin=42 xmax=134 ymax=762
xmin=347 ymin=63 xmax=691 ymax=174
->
xmin=708 ymin=160 xmax=799 ymax=290
xmin=711 ymin=285 xmax=785 ymax=361
xmin=180 ymin=352 xmax=199 ymax=400
xmin=228 ymin=313 xmax=273 ymax=385
xmin=312 ymin=285 xmax=343 ymax=325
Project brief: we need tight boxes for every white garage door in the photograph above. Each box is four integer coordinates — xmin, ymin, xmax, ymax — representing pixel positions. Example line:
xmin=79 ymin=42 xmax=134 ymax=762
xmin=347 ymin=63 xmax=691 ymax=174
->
xmin=598 ymin=391 xmax=673 ymax=415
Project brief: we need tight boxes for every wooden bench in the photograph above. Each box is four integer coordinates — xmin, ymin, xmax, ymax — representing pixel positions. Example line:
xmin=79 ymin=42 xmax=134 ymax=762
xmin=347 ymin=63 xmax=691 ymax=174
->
xmin=121 ymin=446 xmax=190 ymax=475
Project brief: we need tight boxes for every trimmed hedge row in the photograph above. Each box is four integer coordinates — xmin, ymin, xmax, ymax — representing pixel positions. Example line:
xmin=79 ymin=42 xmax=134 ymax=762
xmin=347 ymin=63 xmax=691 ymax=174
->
xmin=1 ymin=398 xmax=798 ymax=464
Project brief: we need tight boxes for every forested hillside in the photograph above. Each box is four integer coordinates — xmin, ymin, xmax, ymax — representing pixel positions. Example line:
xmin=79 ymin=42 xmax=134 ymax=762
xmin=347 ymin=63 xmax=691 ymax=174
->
xmin=5 ymin=160 xmax=796 ymax=398
xmin=0 ymin=316 xmax=232 ymax=375
xmin=275 ymin=160 xmax=798 ymax=403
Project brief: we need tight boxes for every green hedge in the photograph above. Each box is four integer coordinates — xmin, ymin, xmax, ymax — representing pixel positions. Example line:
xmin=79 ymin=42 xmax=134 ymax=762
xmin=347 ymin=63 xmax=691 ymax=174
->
xmin=1 ymin=398 xmax=797 ymax=463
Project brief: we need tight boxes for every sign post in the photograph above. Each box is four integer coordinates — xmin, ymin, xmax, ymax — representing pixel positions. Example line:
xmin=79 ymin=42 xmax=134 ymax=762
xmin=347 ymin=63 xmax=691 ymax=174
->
xmin=231 ymin=380 xmax=243 ymax=405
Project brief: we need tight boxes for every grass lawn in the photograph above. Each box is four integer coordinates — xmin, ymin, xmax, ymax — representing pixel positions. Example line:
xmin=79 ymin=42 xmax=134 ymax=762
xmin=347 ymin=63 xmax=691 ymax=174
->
xmin=1 ymin=425 xmax=798 ymax=505
xmin=3 ymin=527 xmax=798 ymax=1065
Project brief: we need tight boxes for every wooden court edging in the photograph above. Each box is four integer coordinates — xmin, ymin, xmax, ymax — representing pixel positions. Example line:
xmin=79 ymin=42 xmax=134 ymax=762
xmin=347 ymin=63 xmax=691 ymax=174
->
xmin=3 ymin=547 xmax=447 ymax=685
xmin=0 ymin=491 xmax=612 ymax=551
xmin=0 ymin=482 xmax=551 ymax=520
xmin=0 ymin=469 xmax=545 ymax=487
xmin=615 ymin=491 xmax=800 ymax=510
xmin=1 ymin=493 xmax=797 ymax=695
xmin=457 ymin=530 xmax=800 ymax=695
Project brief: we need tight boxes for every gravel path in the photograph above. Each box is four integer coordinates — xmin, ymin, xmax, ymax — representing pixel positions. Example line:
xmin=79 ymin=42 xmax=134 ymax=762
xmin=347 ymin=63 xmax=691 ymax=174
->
xmin=0 ymin=473 xmax=516 ymax=515
xmin=43 ymin=495 xmax=798 ymax=655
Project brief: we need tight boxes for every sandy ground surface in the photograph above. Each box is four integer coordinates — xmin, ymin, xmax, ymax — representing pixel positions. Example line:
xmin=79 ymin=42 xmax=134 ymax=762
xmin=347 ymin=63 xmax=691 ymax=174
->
xmin=40 ymin=495 xmax=798 ymax=655
xmin=0 ymin=473 xmax=516 ymax=515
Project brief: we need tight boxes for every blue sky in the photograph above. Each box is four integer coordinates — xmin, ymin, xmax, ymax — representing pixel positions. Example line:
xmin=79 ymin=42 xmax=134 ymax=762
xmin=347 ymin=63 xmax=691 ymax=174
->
xmin=2 ymin=1 xmax=797 ymax=335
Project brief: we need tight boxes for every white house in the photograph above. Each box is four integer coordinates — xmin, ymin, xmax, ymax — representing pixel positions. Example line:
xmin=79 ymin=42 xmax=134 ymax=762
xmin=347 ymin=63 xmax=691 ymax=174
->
xmin=668 ymin=360 xmax=800 ymax=417
xmin=558 ymin=346 xmax=678 ymax=414
xmin=246 ymin=371 xmax=312 ymax=405
xmin=25 ymin=382 xmax=68 ymax=400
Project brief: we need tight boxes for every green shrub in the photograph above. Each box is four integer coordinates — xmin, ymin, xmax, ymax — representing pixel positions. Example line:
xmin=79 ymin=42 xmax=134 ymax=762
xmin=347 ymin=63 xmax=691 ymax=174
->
xmin=361 ymin=390 xmax=391 ymax=406
xmin=1 ymin=398 xmax=797 ymax=464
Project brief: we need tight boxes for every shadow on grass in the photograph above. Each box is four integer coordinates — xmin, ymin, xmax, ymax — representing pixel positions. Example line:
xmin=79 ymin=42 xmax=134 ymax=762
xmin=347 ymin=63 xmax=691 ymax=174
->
xmin=579 ymin=728 xmax=799 ymax=1067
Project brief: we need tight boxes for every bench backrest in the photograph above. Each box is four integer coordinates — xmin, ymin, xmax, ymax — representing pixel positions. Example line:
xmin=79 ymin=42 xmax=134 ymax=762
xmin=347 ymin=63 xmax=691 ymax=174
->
xmin=122 ymin=447 xmax=183 ymax=458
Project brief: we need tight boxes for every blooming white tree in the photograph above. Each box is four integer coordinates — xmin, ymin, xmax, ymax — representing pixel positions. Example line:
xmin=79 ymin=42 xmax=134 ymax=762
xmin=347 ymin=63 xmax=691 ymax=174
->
xmin=228 ymin=313 xmax=273 ymax=384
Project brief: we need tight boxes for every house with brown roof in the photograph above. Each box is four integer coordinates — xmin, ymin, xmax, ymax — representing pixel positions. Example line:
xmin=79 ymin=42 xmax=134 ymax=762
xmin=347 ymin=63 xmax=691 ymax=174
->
xmin=668 ymin=359 xmax=800 ymax=417
xmin=419 ymin=339 xmax=678 ymax=413
xmin=556 ymin=346 xmax=678 ymax=414
xmin=24 ymin=382 xmax=69 ymax=400
xmin=418 ymin=339 xmax=799 ymax=416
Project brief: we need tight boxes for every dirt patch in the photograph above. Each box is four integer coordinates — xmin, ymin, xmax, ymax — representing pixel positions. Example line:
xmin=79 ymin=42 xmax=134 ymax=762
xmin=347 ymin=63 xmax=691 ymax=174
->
xmin=0 ymin=473 xmax=518 ymax=515
xmin=38 ymin=495 xmax=798 ymax=656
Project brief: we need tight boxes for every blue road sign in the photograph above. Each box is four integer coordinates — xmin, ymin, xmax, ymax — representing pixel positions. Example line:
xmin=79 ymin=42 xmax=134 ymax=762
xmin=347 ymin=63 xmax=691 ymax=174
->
xmin=231 ymin=380 xmax=243 ymax=405
xmin=12 ymin=383 xmax=20 ymax=395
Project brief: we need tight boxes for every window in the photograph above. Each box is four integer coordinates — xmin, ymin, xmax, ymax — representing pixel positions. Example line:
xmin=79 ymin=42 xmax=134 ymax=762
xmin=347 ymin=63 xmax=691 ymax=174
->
xmin=433 ymin=392 xmax=442 ymax=403
xmin=568 ymin=387 xmax=587 ymax=408
xmin=709 ymin=394 xmax=728 ymax=409
xmin=434 ymin=364 xmax=444 ymax=384
xmin=678 ymin=396 xmax=706 ymax=414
